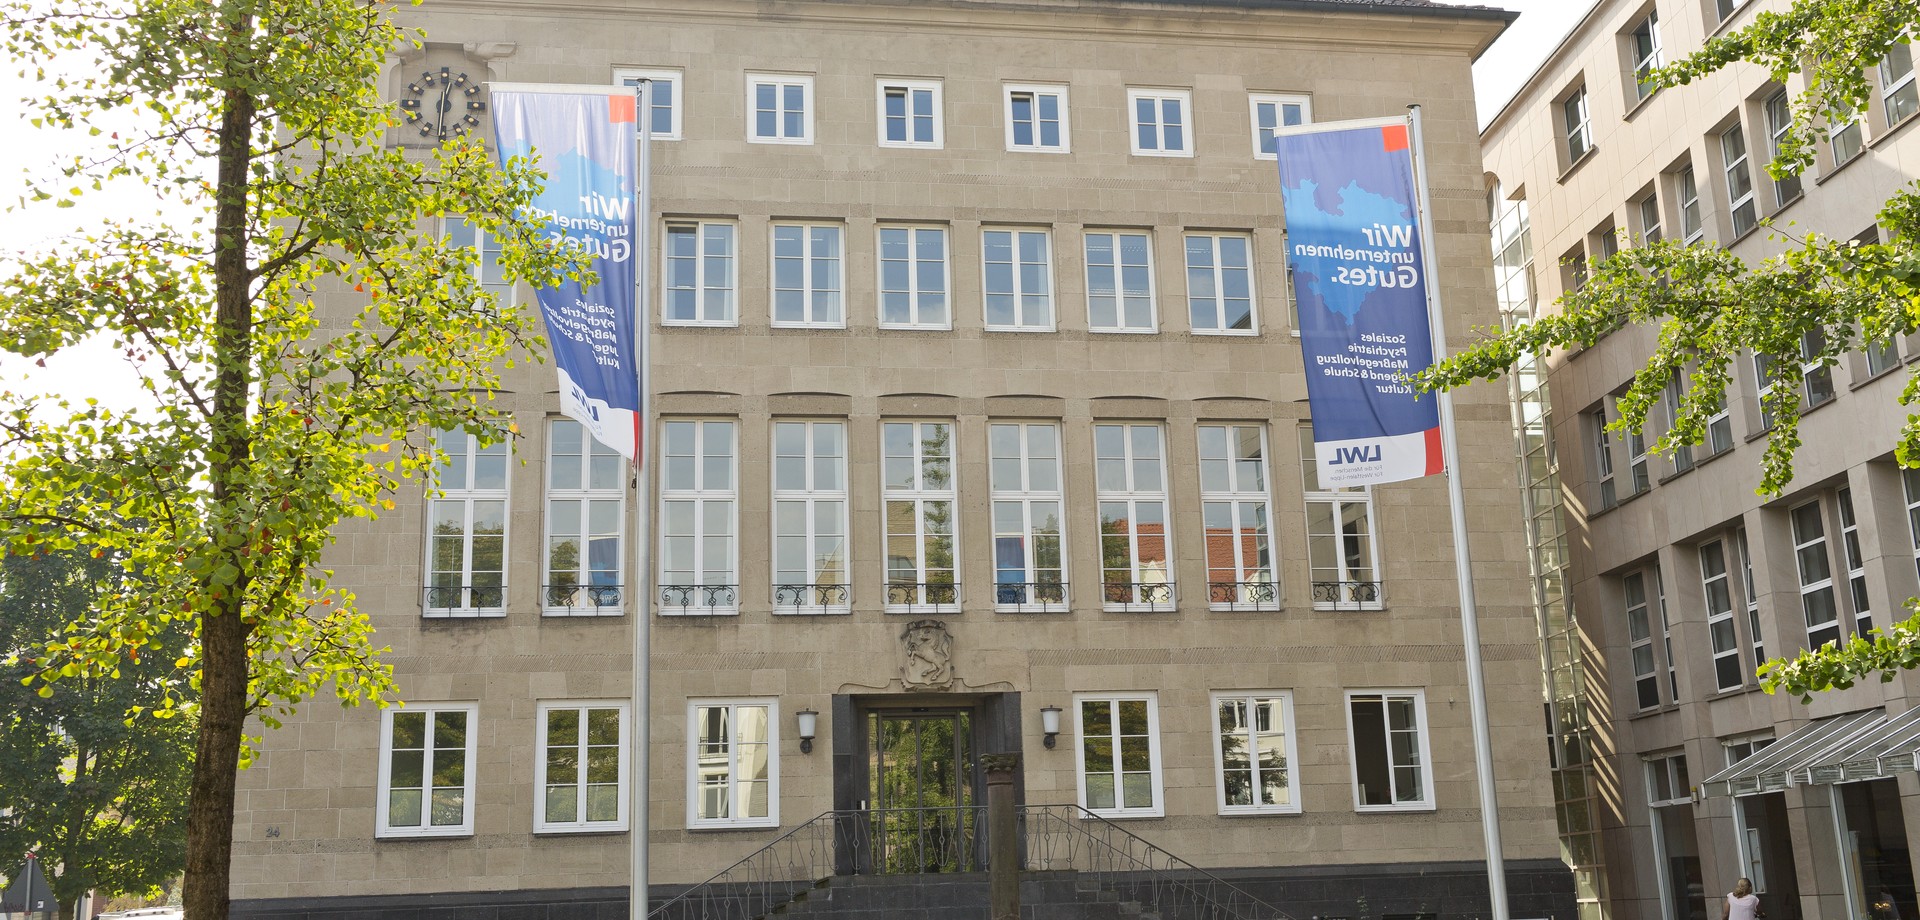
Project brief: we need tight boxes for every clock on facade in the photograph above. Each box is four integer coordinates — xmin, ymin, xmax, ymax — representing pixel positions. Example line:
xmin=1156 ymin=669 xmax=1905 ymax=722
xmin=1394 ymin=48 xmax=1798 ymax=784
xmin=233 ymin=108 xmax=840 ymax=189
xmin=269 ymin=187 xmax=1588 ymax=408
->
xmin=399 ymin=65 xmax=486 ymax=140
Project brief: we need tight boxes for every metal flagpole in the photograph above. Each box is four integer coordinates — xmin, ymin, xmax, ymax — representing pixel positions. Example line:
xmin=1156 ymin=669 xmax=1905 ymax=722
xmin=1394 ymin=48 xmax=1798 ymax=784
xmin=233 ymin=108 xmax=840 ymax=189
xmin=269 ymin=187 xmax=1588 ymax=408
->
xmin=1407 ymin=103 xmax=1509 ymax=920
xmin=630 ymin=77 xmax=655 ymax=920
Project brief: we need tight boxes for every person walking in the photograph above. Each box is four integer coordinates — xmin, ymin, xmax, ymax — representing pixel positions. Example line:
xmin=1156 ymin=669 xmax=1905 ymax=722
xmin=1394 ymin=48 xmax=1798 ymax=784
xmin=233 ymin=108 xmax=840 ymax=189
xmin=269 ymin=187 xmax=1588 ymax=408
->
xmin=1723 ymin=877 xmax=1763 ymax=920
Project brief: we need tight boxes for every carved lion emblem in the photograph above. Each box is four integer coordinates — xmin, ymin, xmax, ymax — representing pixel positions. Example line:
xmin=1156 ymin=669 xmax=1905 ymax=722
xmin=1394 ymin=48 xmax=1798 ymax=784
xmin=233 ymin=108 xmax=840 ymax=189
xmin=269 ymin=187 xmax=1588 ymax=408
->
xmin=901 ymin=619 xmax=954 ymax=690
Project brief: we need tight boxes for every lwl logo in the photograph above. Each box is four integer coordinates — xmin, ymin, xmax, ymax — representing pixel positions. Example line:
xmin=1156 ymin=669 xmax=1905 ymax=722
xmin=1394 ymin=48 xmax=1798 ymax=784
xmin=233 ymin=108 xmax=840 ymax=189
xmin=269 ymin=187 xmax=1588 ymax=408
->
xmin=1329 ymin=444 xmax=1383 ymax=465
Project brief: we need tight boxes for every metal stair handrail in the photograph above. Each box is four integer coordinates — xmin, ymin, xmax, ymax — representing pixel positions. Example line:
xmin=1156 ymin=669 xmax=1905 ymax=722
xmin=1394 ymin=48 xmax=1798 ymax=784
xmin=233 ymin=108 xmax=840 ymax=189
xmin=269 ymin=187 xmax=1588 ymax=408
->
xmin=1019 ymin=803 xmax=1295 ymax=920
xmin=646 ymin=809 xmax=840 ymax=920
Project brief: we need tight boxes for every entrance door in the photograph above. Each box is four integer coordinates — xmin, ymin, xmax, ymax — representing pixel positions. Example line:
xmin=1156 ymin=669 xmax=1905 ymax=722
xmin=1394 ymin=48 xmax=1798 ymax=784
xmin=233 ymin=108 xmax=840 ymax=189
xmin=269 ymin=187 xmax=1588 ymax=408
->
xmin=868 ymin=710 xmax=977 ymax=872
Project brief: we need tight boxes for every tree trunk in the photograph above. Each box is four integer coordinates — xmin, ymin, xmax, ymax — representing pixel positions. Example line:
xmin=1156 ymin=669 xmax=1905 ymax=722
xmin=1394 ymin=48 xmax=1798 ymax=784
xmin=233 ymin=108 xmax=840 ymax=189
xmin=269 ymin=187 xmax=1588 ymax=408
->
xmin=58 ymin=896 xmax=76 ymax=920
xmin=181 ymin=4 xmax=259 ymax=917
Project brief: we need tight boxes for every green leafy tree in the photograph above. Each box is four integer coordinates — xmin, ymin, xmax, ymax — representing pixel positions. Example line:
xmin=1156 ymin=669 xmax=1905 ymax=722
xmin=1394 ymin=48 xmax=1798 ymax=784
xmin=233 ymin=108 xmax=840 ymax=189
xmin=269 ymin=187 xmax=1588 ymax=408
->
xmin=0 ymin=0 xmax=583 ymax=918
xmin=0 ymin=545 xmax=193 ymax=920
xmin=1415 ymin=0 xmax=1920 ymax=700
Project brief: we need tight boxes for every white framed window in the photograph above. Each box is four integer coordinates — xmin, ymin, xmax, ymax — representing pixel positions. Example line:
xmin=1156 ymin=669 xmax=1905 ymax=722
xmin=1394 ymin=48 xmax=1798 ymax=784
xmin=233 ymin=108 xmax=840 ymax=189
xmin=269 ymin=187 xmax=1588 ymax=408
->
xmin=534 ymin=701 xmax=629 ymax=833
xmin=1630 ymin=12 xmax=1663 ymax=100
xmin=1679 ymin=166 xmax=1704 ymax=243
xmin=1075 ymin=693 xmax=1163 ymax=818
xmin=663 ymin=221 xmax=737 ymax=326
xmin=1663 ymin=380 xmax=1694 ymax=472
xmin=1647 ymin=752 xmax=1703 ymax=920
xmin=544 ymin=419 xmax=625 ymax=616
xmin=1564 ymin=86 xmax=1593 ymax=162
xmin=747 ymin=73 xmax=813 ymax=144
xmin=377 ymin=704 xmax=478 ymax=838
xmin=1184 ymin=233 xmax=1256 ymax=334
xmin=1346 ymin=690 xmax=1433 ymax=811
xmin=1128 ymin=88 xmax=1192 ymax=157
xmin=991 ymin=422 xmax=1066 ymax=610
xmin=1758 ymin=334 xmax=1834 ymax=428
xmin=1905 ymin=468 xmax=1920 ymax=580
xmin=1592 ymin=410 xmax=1617 ymax=511
xmin=444 ymin=215 xmax=513 ymax=307
xmin=1095 ymin=424 xmax=1172 ymax=610
xmin=1212 ymin=691 xmax=1299 ymax=815
xmin=1838 ymin=487 xmax=1871 ymax=636
xmin=1721 ymin=122 xmax=1758 ymax=236
xmin=771 ymin=223 xmax=844 ymax=328
xmin=1639 ymin=193 xmax=1665 ymax=245
xmin=1200 ymin=424 xmax=1277 ymax=610
xmin=876 ymin=79 xmax=942 ymax=149
xmin=1700 ymin=540 xmax=1743 ymax=691
xmin=1004 ymin=84 xmax=1069 ymax=153
xmin=1623 ymin=404 xmax=1651 ymax=496
xmin=1736 ymin=527 xmax=1766 ymax=664
xmin=1882 ymin=43 xmax=1918 ymax=126
xmin=877 ymin=225 xmax=950 ymax=329
xmin=1790 ymin=499 xmax=1841 ymax=649
xmin=1300 ymin=424 xmax=1381 ymax=611
xmin=1830 ymin=102 xmax=1865 ymax=167
xmin=1084 ymin=230 xmax=1156 ymax=333
xmin=614 ymin=68 xmax=682 ymax=140
xmin=1657 ymin=565 xmax=1678 ymax=702
xmin=687 ymin=699 xmax=778 ymax=829
xmin=982 ymin=228 xmax=1054 ymax=331
xmin=772 ymin=420 xmax=849 ymax=614
xmin=1715 ymin=0 xmax=1751 ymax=21
xmin=659 ymin=419 xmax=738 ymax=615
xmin=1626 ymin=571 xmax=1661 ymax=710
xmin=1725 ymin=736 xmax=1774 ymax=766
xmin=883 ymin=420 xmax=959 ymax=612
xmin=1764 ymin=92 xmax=1803 ymax=206
xmin=1249 ymin=92 xmax=1310 ymax=159
xmin=426 ymin=428 xmax=508 ymax=617
xmin=1705 ymin=389 xmax=1734 ymax=454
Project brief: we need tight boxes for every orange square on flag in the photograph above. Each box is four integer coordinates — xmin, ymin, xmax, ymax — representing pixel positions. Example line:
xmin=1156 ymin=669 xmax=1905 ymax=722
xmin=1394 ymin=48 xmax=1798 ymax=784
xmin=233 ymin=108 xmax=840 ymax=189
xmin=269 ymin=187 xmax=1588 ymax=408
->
xmin=1381 ymin=124 xmax=1408 ymax=151
xmin=609 ymin=95 xmax=636 ymax=124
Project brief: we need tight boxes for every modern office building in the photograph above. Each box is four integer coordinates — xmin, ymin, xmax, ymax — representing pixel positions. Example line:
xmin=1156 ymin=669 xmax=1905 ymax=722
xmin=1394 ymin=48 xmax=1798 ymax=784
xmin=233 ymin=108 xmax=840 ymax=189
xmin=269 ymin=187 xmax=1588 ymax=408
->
xmin=226 ymin=0 xmax=1578 ymax=916
xmin=1483 ymin=2 xmax=1920 ymax=920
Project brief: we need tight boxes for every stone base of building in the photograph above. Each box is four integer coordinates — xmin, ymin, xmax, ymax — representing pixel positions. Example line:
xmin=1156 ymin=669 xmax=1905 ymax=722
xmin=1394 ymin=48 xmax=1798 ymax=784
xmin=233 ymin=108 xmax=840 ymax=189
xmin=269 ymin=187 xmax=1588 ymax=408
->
xmin=229 ymin=857 xmax=1574 ymax=920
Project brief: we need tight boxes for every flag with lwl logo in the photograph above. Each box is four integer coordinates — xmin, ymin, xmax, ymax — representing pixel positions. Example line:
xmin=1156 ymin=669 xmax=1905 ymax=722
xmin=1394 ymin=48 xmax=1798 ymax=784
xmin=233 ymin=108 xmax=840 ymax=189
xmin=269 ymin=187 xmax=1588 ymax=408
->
xmin=1273 ymin=116 xmax=1442 ymax=487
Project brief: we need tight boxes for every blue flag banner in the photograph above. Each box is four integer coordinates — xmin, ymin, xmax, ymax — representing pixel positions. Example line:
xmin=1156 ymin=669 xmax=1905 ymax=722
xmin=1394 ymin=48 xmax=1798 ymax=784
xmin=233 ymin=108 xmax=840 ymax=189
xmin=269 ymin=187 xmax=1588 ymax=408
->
xmin=1273 ymin=116 xmax=1442 ymax=487
xmin=490 ymin=87 xmax=642 ymax=460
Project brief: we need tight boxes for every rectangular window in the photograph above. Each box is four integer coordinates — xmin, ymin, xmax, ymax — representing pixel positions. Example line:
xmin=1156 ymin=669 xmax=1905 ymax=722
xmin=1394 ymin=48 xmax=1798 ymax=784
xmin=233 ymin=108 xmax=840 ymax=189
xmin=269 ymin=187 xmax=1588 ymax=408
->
xmin=992 ymin=422 xmax=1066 ymax=610
xmin=1657 ymin=565 xmax=1679 ymax=702
xmin=1679 ymin=166 xmax=1704 ymax=243
xmin=1593 ymin=411 xmax=1617 ymax=511
xmin=427 ymin=429 xmax=507 ymax=617
xmin=1564 ymin=87 xmax=1593 ymax=162
xmin=1624 ymin=407 xmax=1651 ymax=495
xmin=877 ymin=79 xmax=941 ymax=149
xmin=1004 ymin=84 xmax=1069 ymax=152
xmin=1076 ymin=693 xmax=1163 ymax=818
xmin=1249 ymin=92 xmax=1311 ymax=159
xmin=1096 ymin=424 xmax=1172 ymax=610
xmin=444 ymin=216 xmax=513 ymax=307
xmin=1907 ymin=468 xmax=1920 ymax=580
xmin=1706 ymin=390 xmax=1734 ymax=454
xmin=1701 ymin=540 xmax=1743 ymax=691
xmin=1800 ymin=329 xmax=1836 ymax=407
xmin=378 ymin=704 xmax=477 ymax=837
xmin=659 ymin=420 xmax=737 ymax=615
xmin=1663 ymin=380 xmax=1695 ymax=471
xmin=771 ymin=223 xmax=844 ymax=328
xmin=1626 ymin=571 xmax=1660 ymax=710
xmin=982 ymin=228 xmax=1054 ymax=331
xmin=687 ymin=700 xmax=777 ymax=829
xmin=1765 ymin=92 xmax=1803 ymax=206
xmin=1301 ymin=425 xmax=1381 ymax=610
xmin=1830 ymin=104 xmax=1865 ymax=167
xmin=615 ymin=68 xmax=682 ymax=139
xmin=1838 ymin=487 xmax=1871 ymax=635
xmin=747 ymin=73 xmax=812 ymax=144
xmin=1631 ymin=12 xmax=1663 ymax=100
xmin=1084 ymin=231 xmax=1156 ymax=332
xmin=1185 ymin=233 xmax=1256 ymax=334
xmin=535 ymin=702 xmax=628 ymax=832
xmin=1647 ymin=752 xmax=1702 ymax=920
xmin=1736 ymin=527 xmax=1766 ymax=664
xmin=883 ymin=420 xmax=958 ymax=611
xmin=1639 ymin=193 xmax=1665 ymax=245
xmin=1715 ymin=0 xmax=1747 ymax=20
xmin=1128 ymin=88 xmax=1192 ymax=157
xmin=877 ymin=225 xmax=950 ymax=329
xmin=544 ymin=419 xmax=624 ymax=616
xmin=1721 ymin=123 xmax=1758 ymax=236
xmin=1212 ymin=692 xmax=1299 ymax=814
xmin=664 ymin=221 xmax=737 ymax=326
xmin=1883 ymin=43 xmax=1918 ymax=126
xmin=1791 ymin=499 xmax=1841 ymax=649
xmin=772 ymin=421 xmax=849 ymax=613
xmin=1346 ymin=690 xmax=1433 ymax=810
xmin=1200 ymin=424 xmax=1277 ymax=610
xmin=1754 ymin=352 xmax=1780 ymax=429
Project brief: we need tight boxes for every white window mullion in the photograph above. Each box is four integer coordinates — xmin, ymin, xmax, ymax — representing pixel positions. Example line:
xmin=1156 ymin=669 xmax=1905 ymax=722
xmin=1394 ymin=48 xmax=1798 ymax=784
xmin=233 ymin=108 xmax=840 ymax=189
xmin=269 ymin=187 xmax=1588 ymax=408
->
xmin=687 ymin=700 xmax=778 ymax=829
xmin=1185 ymin=233 xmax=1256 ymax=334
xmin=771 ymin=223 xmax=844 ymax=328
xmin=747 ymin=73 xmax=813 ymax=144
xmin=1300 ymin=424 xmax=1381 ymax=611
xmin=1721 ymin=124 xmax=1757 ymax=236
xmin=1095 ymin=424 xmax=1171 ymax=611
xmin=1346 ymin=690 xmax=1433 ymax=811
xmin=773 ymin=421 xmax=849 ymax=613
xmin=378 ymin=704 xmax=478 ymax=837
xmin=1212 ymin=691 xmax=1299 ymax=814
xmin=1700 ymin=540 xmax=1743 ymax=691
xmin=991 ymin=422 xmax=1066 ymax=611
xmin=1679 ymin=166 xmax=1704 ymax=243
xmin=1085 ymin=231 xmax=1157 ymax=332
xmin=883 ymin=420 xmax=958 ymax=611
xmin=426 ymin=429 xmax=508 ymax=617
xmin=1736 ymin=527 xmax=1766 ymax=664
xmin=982 ymin=228 xmax=1054 ymax=331
xmin=1200 ymin=424 xmax=1277 ymax=610
xmin=1838 ymin=487 xmax=1871 ymax=636
xmin=664 ymin=221 xmax=738 ymax=326
xmin=1791 ymin=500 xmax=1841 ymax=649
xmin=659 ymin=419 xmax=738 ymax=615
xmin=1074 ymin=693 xmax=1163 ymax=818
xmin=877 ymin=79 xmax=942 ymax=149
xmin=544 ymin=419 xmax=626 ymax=616
xmin=1128 ymin=89 xmax=1192 ymax=157
xmin=1626 ymin=571 xmax=1660 ymax=710
xmin=1004 ymin=84 xmax=1069 ymax=152
xmin=877 ymin=225 xmax=950 ymax=329
xmin=535 ymin=701 xmax=629 ymax=833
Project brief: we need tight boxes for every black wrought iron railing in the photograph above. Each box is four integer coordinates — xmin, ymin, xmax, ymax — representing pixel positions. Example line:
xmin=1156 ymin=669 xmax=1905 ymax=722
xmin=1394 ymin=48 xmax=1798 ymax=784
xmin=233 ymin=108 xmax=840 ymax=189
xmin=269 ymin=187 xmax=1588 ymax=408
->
xmin=993 ymin=581 xmax=1068 ymax=611
xmin=885 ymin=581 xmax=960 ymax=608
xmin=1021 ymin=803 xmax=1292 ymax=920
xmin=1101 ymin=581 xmax=1175 ymax=609
xmin=658 ymin=584 xmax=738 ymax=613
xmin=1206 ymin=581 xmax=1279 ymax=610
xmin=772 ymin=583 xmax=851 ymax=609
xmin=1311 ymin=580 xmax=1382 ymax=609
xmin=543 ymin=583 xmax=623 ymax=612
xmin=422 ymin=584 xmax=504 ymax=613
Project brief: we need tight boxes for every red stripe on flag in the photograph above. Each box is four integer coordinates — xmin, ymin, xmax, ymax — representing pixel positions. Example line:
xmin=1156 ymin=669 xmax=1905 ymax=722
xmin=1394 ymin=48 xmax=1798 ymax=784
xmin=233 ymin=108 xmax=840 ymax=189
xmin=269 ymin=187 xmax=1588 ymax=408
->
xmin=610 ymin=94 xmax=636 ymax=124
xmin=1382 ymin=124 xmax=1409 ymax=152
xmin=1425 ymin=426 xmax=1444 ymax=476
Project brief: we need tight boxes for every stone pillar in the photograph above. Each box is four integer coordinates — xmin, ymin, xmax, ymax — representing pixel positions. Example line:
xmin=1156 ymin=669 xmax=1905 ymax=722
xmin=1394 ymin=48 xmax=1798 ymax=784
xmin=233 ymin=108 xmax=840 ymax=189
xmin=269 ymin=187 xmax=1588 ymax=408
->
xmin=983 ymin=752 xmax=1022 ymax=920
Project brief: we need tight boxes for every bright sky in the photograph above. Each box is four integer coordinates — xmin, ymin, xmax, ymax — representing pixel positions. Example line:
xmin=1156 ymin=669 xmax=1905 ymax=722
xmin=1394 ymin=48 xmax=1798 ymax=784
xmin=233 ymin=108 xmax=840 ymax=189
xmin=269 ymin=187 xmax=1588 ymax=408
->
xmin=0 ymin=0 xmax=1594 ymax=410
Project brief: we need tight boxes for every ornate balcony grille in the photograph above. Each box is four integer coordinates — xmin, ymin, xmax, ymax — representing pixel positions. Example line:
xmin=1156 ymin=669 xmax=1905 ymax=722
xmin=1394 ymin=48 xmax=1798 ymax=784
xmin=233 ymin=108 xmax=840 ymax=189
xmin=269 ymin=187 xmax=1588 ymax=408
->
xmin=885 ymin=582 xmax=960 ymax=609
xmin=1206 ymin=581 xmax=1279 ymax=611
xmin=1101 ymin=581 xmax=1175 ymax=610
xmin=773 ymin=583 xmax=851 ymax=611
xmin=543 ymin=584 xmax=623 ymax=614
xmin=993 ymin=581 xmax=1068 ymax=612
xmin=422 ymin=584 xmax=505 ymax=617
xmin=1311 ymin=580 xmax=1382 ymax=610
xmin=658 ymin=584 xmax=739 ymax=614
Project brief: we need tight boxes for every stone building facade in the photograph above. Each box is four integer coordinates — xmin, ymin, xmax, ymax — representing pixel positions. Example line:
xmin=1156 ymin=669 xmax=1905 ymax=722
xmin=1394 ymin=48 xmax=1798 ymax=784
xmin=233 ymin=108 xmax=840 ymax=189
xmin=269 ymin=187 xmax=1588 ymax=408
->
xmin=1483 ymin=2 xmax=1920 ymax=920
xmin=227 ymin=0 xmax=1576 ymax=916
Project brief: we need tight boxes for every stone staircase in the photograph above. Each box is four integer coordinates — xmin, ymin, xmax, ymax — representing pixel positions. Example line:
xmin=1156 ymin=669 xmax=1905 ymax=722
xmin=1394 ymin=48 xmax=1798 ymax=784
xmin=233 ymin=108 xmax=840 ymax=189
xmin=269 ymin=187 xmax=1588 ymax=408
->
xmin=762 ymin=870 xmax=1164 ymax=920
